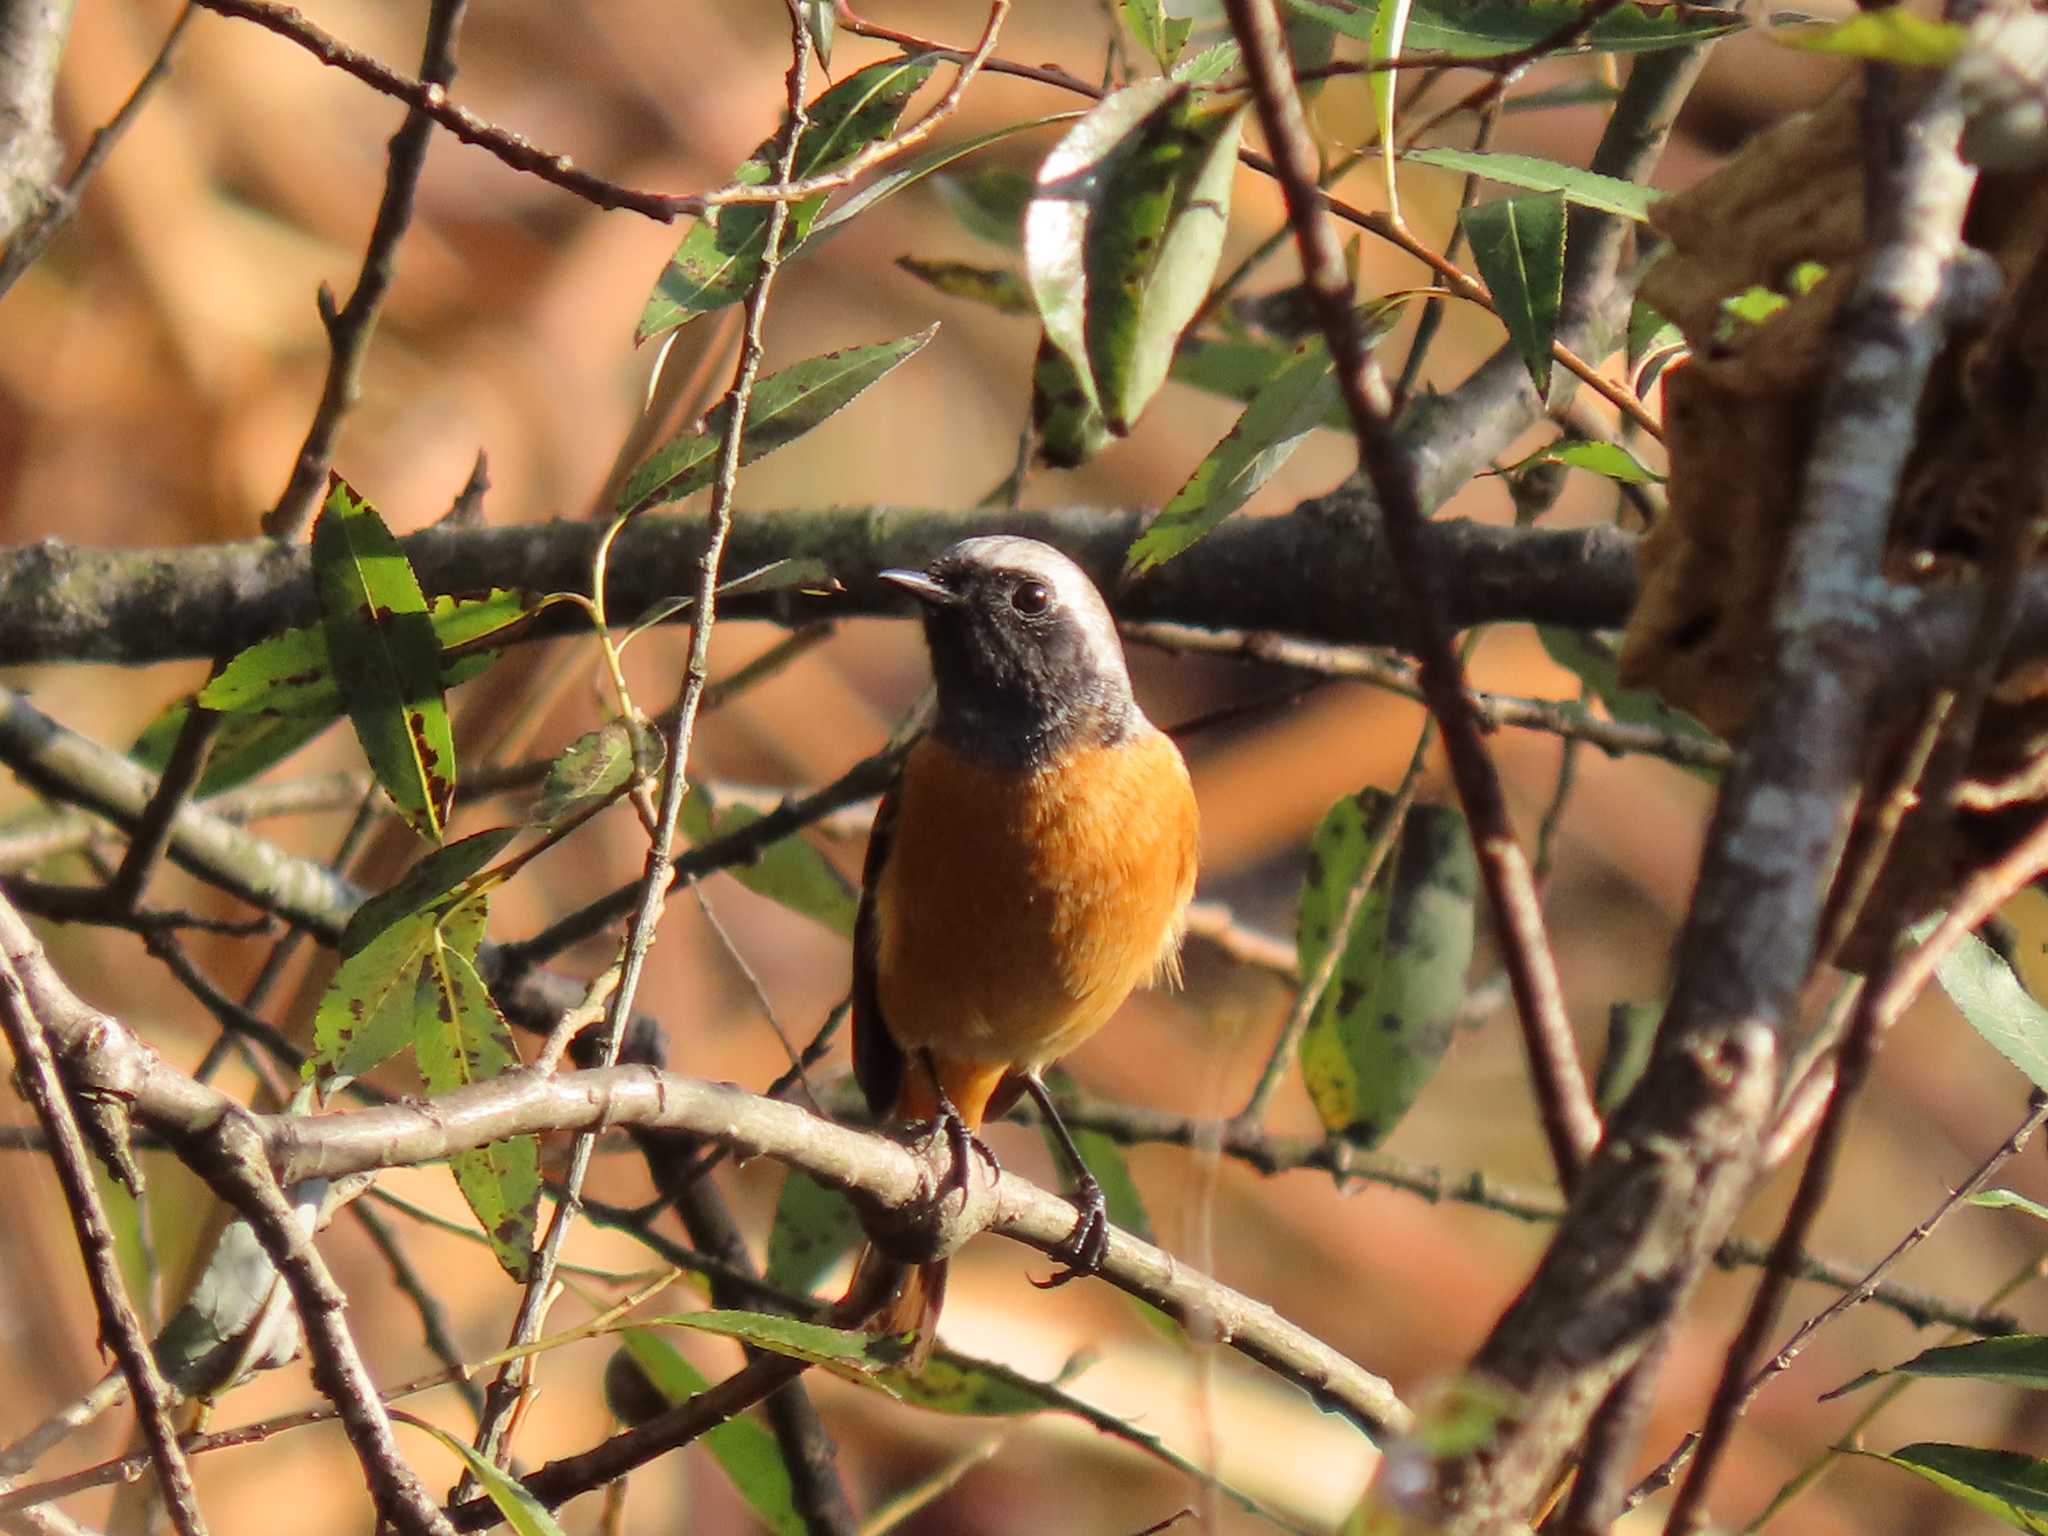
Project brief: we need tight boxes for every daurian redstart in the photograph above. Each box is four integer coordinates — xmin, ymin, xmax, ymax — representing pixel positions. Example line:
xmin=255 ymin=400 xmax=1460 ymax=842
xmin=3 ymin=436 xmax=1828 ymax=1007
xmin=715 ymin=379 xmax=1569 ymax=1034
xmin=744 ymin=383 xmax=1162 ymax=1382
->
xmin=853 ymin=535 xmax=1200 ymax=1366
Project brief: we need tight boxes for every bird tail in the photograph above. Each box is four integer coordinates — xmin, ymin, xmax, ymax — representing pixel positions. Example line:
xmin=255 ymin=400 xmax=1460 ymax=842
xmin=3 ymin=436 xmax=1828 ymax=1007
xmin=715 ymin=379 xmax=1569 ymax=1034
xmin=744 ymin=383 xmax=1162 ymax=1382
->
xmin=848 ymin=1242 xmax=946 ymax=1372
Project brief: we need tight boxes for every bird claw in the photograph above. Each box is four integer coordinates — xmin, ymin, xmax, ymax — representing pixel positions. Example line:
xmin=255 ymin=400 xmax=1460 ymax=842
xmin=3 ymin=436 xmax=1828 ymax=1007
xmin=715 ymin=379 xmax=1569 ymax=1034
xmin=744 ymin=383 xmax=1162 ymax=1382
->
xmin=1032 ymin=1173 xmax=1108 ymax=1289
xmin=927 ymin=1082 xmax=1000 ymax=1202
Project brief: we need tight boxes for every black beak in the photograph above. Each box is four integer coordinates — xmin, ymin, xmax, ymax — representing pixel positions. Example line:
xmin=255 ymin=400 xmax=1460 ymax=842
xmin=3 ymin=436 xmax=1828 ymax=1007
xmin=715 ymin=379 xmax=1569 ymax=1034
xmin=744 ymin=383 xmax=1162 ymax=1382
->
xmin=879 ymin=568 xmax=962 ymax=607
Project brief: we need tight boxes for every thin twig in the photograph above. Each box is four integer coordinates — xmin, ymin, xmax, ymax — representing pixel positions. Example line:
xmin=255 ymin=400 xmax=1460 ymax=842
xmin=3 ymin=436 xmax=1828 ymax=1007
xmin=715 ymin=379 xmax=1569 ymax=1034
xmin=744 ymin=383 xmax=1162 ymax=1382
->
xmin=469 ymin=8 xmax=812 ymax=1476
xmin=263 ymin=0 xmax=467 ymax=538
xmin=0 ymin=935 xmax=208 ymax=1536
xmin=1220 ymin=0 xmax=1601 ymax=1188
xmin=351 ymin=1203 xmax=488 ymax=1422
xmin=0 ymin=5 xmax=195 ymax=299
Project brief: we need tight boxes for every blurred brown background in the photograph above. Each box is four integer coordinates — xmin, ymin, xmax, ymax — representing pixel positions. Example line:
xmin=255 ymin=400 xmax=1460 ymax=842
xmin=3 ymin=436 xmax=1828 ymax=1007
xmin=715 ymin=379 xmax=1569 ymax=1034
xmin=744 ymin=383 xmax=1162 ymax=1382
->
xmin=4 ymin=3 xmax=2044 ymax=1533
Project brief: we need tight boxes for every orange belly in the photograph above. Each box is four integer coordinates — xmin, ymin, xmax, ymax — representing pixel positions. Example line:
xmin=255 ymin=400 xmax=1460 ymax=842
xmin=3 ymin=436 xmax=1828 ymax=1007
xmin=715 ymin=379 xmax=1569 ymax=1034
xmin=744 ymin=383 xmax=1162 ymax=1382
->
xmin=871 ymin=728 xmax=1198 ymax=1089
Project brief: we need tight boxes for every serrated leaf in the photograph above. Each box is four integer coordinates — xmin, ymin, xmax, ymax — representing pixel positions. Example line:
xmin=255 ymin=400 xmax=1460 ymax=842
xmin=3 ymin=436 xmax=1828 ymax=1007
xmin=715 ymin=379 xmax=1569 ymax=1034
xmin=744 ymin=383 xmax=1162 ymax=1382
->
xmin=341 ymin=825 xmax=520 ymax=957
xmin=1537 ymin=628 xmax=1723 ymax=782
xmin=1830 ymin=1336 xmax=2048 ymax=1402
xmin=1127 ymin=336 xmax=1337 ymax=575
xmin=1406 ymin=147 xmax=1655 ymax=222
xmin=642 ymin=1309 xmax=910 ymax=1376
xmin=1931 ymin=928 xmax=2048 ymax=1094
xmin=1462 ymin=191 xmax=1566 ymax=395
xmin=896 ymin=257 xmax=1033 ymax=315
xmin=812 ymin=114 xmax=1076 ymax=244
xmin=615 ymin=1329 xmax=803 ymax=1536
xmin=765 ymin=1168 xmax=863 ymax=1296
xmin=1857 ymin=1443 xmax=2048 ymax=1533
xmin=1782 ymin=10 xmax=1964 ymax=67
xmin=309 ymin=910 xmax=441 ymax=1081
xmin=1032 ymin=331 xmax=1112 ymax=468
xmin=681 ymin=788 xmax=857 ymax=937
xmin=1286 ymin=0 xmax=1742 ymax=56
xmin=311 ymin=480 xmax=455 ymax=842
xmin=1025 ymin=82 xmax=1243 ymax=433
xmin=1122 ymin=0 xmax=1193 ymax=71
xmin=1504 ymin=438 xmax=1664 ymax=486
xmin=1174 ymin=40 xmax=1242 ymax=84
xmin=1297 ymin=792 xmax=1477 ymax=1144
xmin=533 ymin=718 xmax=662 ymax=829
xmin=620 ymin=328 xmax=936 ymax=514
xmin=418 ymin=926 xmax=538 ymax=1281
xmin=639 ymin=56 xmax=939 ymax=340
xmin=401 ymin=1416 xmax=566 ymax=1536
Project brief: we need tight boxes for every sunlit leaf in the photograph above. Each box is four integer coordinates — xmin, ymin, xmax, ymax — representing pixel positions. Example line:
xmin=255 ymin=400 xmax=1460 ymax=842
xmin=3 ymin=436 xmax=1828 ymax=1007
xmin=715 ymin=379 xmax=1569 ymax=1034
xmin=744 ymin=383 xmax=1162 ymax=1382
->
xmin=614 ymin=1329 xmax=804 ymax=1536
xmin=1503 ymin=438 xmax=1664 ymax=487
xmin=1857 ymin=1443 xmax=2048 ymax=1533
xmin=532 ymin=717 xmax=663 ymax=829
xmin=1127 ymin=337 xmax=1337 ymax=575
xmin=1463 ymin=191 xmax=1565 ymax=394
xmin=1174 ymin=40 xmax=1242 ymax=84
xmin=1297 ymin=792 xmax=1477 ymax=1144
xmin=341 ymin=825 xmax=521 ymax=957
xmin=1121 ymin=0 xmax=1193 ymax=71
xmin=309 ymin=910 xmax=440 ymax=1082
xmin=641 ymin=1309 xmax=910 ymax=1376
xmin=418 ymin=923 xmax=538 ymax=1281
xmin=681 ymin=787 xmax=858 ymax=937
xmin=1930 ymin=928 xmax=2048 ymax=1094
xmin=1781 ymin=9 xmax=1964 ymax=67
xmin=1829 ymin=1336 xmax=2048 ymax=1402
xmin=1025 ymin=81 xmax=1243 ymax=433
xmin=401 ymin=1416 xmax=566 ymax=1536
xmin=1285 ymin=0 xmax=1742 ymax=55
xmin=311 ymin=480 xmax=455 ymax=842
xmin=765 ymin=1168 xmax=864 ymax=1296
xmin=1405 ymin=147 xmax=1655 ymax=222
xmin=1973 ymin=1188 xmax=2048 ymax=1223
xmin=620 ymin=328 xmax=936 ymax=514
xmin=640 ymin=56 xmax=939 ymax=340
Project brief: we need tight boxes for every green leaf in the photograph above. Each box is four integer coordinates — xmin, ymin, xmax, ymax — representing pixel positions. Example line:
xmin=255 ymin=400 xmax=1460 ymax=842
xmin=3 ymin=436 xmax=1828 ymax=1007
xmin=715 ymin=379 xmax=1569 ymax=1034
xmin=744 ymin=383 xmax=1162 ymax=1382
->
xmin=1536 ymin=628 xmax=1724 ymax=782
xmin=812 ymin=114 xmax=1078 ymax=244
xmin=532 ymin=718 xmax=662 ymax=829
xmin=765 ymin=1169 xmax=864 ymax=1296
xmin=1857 ymin=1443 xmax=2048 ymax=1533
xmin=1462 ymin=191 xmax=1565 ymax=394
xmin=1032 ymin=331 xmax=1112 ymax=468
xmin=1404 ymin=147 xmax=1655 ymax=222
xmin=1503 ymin=438 xmax=1664 ymax=487
xmin=418 ymin=924 xmax=539 ymax=1281
xmin=1174 ymin=40 xmax=1242 ymax=84
xmin=311 ymin=480 xmax=456 ymax=843
xmin=1121 ymin=0 xmax=1193 ymax=71
xmin=1504 ymin=79 xmax=1625 ymax=114
xmin=309 ymin=910 xmax=441 ymax=1082
xmin=643 ymin=1309 xmax=910 ymax=1376
xmin=681 ymin=787 xmax=858 ymax=937
xmin=932 ymin=166 xmax=1036 ymax=249
xmin=1367 ymin=0 xmax=1412 ymax=211
xmin=1285 ymin=0 xmax=1742 ymax=56
xmin=400 ymin=1416 xmax=567 ymax=1536
xmin=1297 ymin=792 xmax=1478 ymax=1144
xmin=1595 ymin=1002 xmax=1659 ymax=1115
xmin=1973 ymin=1188 xmax=2048 ymax=1223
xmin=615 ymin=1329 xmax=804 ymax=1536
xmin=1782 ymin=10 xmax=1965 ymax=67
xmin=1831 ymin=1336 xmax=2048 ymax=1402
xmin=132 ymin=705 xmax=340 ymax=800
xmin=883 ymin=1355 xmax=1068 ymax=1416
xmin=341 ymin=826 xmax=520 ymax=957
xmin=1931 ymin=928 xmax=2048 ymax=1094
xmin=1025 ymin=82 xmax=1243 ymax=433
xmin=620 ymin=327 xmax=937 ymax=514
xmin=895 ymin=257 xmax=1034 ymax=315
xmin=1127 ymin=337 xmax=1337 ymax=575
xmin=639 ymin=56 xmax=939 ymax=340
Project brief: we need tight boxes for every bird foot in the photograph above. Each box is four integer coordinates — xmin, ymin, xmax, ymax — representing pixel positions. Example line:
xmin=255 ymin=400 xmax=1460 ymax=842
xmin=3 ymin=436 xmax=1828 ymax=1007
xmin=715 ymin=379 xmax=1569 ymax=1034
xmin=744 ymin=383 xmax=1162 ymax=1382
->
xmin=1031 ymin=1172 xmax=1108 ymax=1289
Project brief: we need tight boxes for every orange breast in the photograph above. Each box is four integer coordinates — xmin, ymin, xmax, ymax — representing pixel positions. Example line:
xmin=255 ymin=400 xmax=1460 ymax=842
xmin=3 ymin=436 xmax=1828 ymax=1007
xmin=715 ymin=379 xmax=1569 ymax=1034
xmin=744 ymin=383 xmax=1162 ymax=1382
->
xmin=872 ymin=728 xmax=1198 ymax=1077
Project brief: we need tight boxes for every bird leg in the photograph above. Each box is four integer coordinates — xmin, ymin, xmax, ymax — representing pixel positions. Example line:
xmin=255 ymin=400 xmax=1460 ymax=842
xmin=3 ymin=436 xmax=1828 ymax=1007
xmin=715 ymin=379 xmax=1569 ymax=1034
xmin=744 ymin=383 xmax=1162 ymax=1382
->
xmin=1019 ymin=1074 xmax=1109 ymax=1287
xmin=918 ymin=1049 xmax=1001 ymax=1202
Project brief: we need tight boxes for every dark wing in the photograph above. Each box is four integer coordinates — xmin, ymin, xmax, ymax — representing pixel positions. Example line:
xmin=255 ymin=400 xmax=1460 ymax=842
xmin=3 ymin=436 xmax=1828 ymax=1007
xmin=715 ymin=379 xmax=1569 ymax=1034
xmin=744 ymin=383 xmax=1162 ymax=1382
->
xmin=852 ymin=774 xmax=905 ymax=1119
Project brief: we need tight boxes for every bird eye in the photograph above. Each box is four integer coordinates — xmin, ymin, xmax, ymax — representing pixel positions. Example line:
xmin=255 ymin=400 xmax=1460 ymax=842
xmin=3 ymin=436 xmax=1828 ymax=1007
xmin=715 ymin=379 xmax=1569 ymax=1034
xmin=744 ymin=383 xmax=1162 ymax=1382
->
xmin=1009 ymin=578 xmax=1052 ymax=616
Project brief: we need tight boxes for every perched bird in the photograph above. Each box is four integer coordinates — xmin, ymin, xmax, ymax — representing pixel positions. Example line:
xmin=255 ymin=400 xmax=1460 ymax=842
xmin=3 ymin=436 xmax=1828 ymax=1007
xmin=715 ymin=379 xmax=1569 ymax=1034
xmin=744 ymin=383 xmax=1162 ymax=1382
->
xmin=853 ymin=535 xmax=1200 ymax=1366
